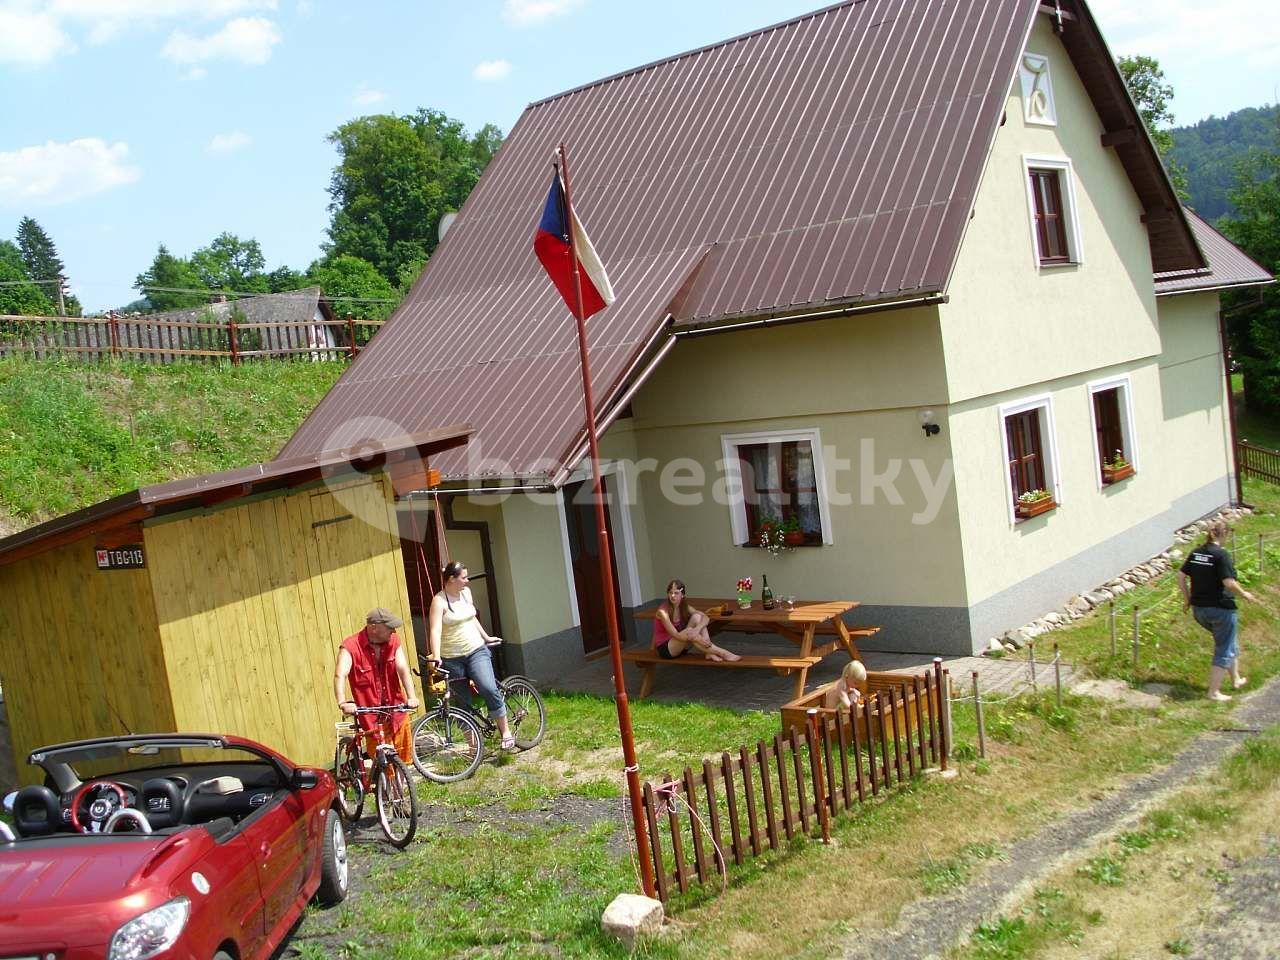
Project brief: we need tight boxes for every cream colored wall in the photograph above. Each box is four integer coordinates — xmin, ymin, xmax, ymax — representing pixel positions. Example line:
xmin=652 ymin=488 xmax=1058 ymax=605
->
xmin=941 ymin=16 xmax=1160 ymax=404
xmin=940 ymin=18 xmax=1234 ymax=612
xmin=477 ymin=490 xmax=575 ymax=643
xmin=626 ymin=314 xmax=965 ymax=609
xmin=949 ymin=360 xmax=1176 ymax=604
xmin=948 ymin=292 xmax=1230 ymax=609
xmin=1153 ymin=292 xmax=1234 ymax=493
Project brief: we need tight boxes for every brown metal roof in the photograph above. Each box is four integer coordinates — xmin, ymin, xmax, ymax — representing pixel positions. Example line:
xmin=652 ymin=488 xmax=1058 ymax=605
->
xmin=0 ymin=425 xmax=472 ymax=568
xmin=281 ymin=0 xmax=1203 ymax=477
xmin=1155 ymin=209 xmax=1274 ymax=296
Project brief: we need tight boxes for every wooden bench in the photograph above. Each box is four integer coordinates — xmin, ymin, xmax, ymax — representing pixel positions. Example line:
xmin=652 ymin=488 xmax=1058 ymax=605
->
xmin=622 ymin=648 xmax=823 ymax=698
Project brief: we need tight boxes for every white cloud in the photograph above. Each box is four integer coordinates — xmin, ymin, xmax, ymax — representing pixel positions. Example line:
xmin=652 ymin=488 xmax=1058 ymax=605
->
xmin=50 ymin=0 xmax=277 ymax=44
xmin=1091 ymin=0 xmax=1280 ymax=71
xmin=207 ymin=130 xmax=251 ymax=153
xmin=161 ymin=16 xmax=281 ymax=65
xmin=352 ymin=87 xmax=386 ymax=106
xmin=185 ymin=66 xmax=207 ymax=80
xmin=502 ymin=0 xmax=584 ymax=28
xmin=0 ymin=138 xmax=140 ymax=206
xmin=0 ymin=5 xmax=76 ymax=65
xmin=472 ymin=59 xmax=512 ymax=82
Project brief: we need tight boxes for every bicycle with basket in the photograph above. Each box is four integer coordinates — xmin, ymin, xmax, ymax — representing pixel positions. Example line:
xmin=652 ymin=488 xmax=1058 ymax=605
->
xmin=411 ymin=641 xmax=547 ymax=783
xmin=332 ymin=703 xmax=418 ymax=847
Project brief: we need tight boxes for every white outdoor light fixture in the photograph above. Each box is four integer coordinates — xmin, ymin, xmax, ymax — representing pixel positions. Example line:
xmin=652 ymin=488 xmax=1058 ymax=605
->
xmin=919 ymin=408 xmax=941 ymax=437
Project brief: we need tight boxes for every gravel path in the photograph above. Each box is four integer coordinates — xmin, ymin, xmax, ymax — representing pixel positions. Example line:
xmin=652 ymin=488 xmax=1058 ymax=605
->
xmin=835 ymin=680 xmax=1280 ymax=960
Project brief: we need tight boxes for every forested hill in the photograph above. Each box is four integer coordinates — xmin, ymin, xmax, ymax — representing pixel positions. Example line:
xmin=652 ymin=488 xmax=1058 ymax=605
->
xmin=1171 ymin=104 xmax=1278 ymax=221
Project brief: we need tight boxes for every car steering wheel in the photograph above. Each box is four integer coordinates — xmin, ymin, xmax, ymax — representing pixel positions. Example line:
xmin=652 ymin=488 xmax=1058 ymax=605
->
xmin=70 ymin=780 xmax=130 ymax=834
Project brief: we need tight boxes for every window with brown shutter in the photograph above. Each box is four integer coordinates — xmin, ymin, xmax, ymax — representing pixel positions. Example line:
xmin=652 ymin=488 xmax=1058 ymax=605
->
xmin=1029 ymin=168 xmax=1071 ymax=264
xmin=1093 ymin=388 xmax=1124 ymax=473
xmin=1005 ymin=409 xmax=1047 ymax=499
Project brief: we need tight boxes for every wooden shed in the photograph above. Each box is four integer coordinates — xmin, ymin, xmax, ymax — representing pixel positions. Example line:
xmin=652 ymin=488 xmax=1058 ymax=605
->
xmin=0 ymin=426 xmax=470 ymax=783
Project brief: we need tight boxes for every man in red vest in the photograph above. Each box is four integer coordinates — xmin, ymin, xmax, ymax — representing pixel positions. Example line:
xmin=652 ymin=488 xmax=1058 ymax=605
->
xmin=334 ymin=607 xmax=419 ymax=763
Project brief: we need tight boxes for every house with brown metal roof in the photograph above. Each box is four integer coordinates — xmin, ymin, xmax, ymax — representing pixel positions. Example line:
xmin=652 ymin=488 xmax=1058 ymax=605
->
xmin=281 ymin=0 xmax=1272 ymax=671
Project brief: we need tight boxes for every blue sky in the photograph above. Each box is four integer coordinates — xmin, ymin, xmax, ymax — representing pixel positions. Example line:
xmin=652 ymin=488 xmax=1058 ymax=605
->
xmin=1 ymin=0 xmax=1276 ymax=313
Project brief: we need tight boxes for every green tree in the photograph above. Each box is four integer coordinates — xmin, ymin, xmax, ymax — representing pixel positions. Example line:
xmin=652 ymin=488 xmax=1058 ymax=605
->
xmin=307 ymin=254 xmax=398 ymax=322
xmin=325 ymin=109 xmax=502 ymax=285
xmin=1220 ymin=118 xmax=1280 ymax=418
xmin=1118 ymin=54 xmax=1189 ymax=199
xmin=190 ymin=232 xmax=269 ymax=295
xmin=15 ymin=217 xmax=81 ymax=316
xmin=0 ymin=240 xmax=54 ymax=317
xmin=134 ymin=244 xmax=209 ymax=311
xmin=266 ymin=265 xmax=307 ymax=293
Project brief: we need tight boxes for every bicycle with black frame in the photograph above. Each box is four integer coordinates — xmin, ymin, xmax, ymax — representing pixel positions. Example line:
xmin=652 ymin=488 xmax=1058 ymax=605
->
xmin=410 ymin=642 xmax=546 ymax=783
xmin=332 ymin=704 xmax=418 ymax=847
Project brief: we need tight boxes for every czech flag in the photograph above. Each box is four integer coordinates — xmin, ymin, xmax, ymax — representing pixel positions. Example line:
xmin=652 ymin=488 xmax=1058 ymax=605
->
xmin=533 ymin=170 xmax=615 ymax=320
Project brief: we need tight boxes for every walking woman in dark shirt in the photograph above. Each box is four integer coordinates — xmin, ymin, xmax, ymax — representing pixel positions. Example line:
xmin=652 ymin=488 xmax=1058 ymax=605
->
xmin=1179 ymin=520 xmax=1256 ymax=701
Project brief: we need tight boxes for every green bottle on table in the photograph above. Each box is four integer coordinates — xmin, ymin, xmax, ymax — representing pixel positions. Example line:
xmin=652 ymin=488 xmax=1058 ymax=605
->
xmin=761 ymin=574 xmax=775 ymax=610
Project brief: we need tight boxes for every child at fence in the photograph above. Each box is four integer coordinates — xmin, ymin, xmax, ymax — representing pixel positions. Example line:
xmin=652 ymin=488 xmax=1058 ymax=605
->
xmin=653 ymin=579 xmax=741 ymax=661
xmin=825 ymin=659 xmax=868 ymax=710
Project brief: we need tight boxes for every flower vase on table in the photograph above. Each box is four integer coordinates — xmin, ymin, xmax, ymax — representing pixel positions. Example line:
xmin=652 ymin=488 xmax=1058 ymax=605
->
xmin=736 ymin=577 xmax=753 ymax=609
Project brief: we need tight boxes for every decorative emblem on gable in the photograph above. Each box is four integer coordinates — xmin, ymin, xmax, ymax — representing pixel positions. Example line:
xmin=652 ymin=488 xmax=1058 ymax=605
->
xmin=1019 ymin=54 xmax=1057 ymax=126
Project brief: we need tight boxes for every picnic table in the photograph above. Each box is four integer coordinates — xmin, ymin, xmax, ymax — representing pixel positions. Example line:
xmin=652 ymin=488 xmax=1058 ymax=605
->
xmin=628 ymin=598 xmax=878 ymax=699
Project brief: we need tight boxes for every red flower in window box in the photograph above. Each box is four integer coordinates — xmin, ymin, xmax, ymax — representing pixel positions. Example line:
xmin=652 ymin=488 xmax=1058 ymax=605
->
xmin=1015 ymin=489 xmax=1056 ymax=519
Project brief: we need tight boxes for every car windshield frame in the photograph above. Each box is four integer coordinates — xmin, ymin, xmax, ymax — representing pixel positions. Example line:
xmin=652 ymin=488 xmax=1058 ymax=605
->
xmin=27 ymin=735 xmax=292 ymax=793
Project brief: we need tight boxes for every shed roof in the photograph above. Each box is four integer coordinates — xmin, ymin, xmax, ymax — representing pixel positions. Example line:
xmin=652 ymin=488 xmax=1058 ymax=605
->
xmin=0 ymin=424 xmax=472 ymax=569
xmin=133 ymin=286 xmax=331 ymax=326
xmin=1155 ymin=209 xmax=1274 ymax=296
xmin=280 ymin=0 xmax=1203 ymax=481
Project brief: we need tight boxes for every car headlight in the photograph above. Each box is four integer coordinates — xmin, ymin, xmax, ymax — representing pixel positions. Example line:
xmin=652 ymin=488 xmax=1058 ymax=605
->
xmin=107 ymin=897 xmax=191 ymax=960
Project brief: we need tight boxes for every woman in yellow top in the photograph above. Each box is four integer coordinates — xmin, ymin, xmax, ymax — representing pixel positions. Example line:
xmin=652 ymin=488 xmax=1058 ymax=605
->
xmin=428 ymin=561 xmax=514 ymax=750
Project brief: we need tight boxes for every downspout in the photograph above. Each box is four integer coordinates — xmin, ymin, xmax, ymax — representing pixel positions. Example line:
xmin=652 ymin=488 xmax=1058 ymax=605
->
xmin=1217 ymin=305 xmax=1247 ymax=507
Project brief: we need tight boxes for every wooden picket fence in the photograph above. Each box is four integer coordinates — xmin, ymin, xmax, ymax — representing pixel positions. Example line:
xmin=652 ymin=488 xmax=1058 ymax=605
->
xmin=638 ymin=666 xmax=950 ymax=902
xmin=1238 ymin=440 xmax=1280 ymax=485
xmin=0 ymin=313 xmax=384 ymax=364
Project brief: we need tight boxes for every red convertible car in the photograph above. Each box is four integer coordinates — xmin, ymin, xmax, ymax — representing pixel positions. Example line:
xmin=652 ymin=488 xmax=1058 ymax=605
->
xmin=0 ymin=733 xmax=348 ymax=960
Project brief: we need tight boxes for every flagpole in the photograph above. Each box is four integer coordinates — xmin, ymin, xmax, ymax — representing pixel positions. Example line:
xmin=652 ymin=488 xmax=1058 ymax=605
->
xmin=558 ymin=142 xmax=656 ymax=900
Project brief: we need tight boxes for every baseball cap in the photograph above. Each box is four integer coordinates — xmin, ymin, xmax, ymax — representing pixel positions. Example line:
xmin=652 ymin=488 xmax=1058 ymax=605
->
xmin=365 ymin=607 xmax=404 ymax=629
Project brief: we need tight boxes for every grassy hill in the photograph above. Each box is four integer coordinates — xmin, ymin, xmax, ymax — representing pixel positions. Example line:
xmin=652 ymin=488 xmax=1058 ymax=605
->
xmin=0 ymin=358 xmax=345 ymax=534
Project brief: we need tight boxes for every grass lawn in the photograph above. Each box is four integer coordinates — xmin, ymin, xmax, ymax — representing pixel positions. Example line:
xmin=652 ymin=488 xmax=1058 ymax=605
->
xmin=1233 ymin=379 xmax=1280 ymax=450
xmin=948 ymin=725 xmax=1280 ymax=959
xmin=0 ymin=357 xmax=344 ymax=528
xmin=298 ymin=482 xmax=1280 ymax=959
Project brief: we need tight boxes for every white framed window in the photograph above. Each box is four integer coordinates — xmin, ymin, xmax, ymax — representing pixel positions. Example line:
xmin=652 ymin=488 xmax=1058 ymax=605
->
xmin=1022 ymin=155 xmax=1083 ymax=267
xmin=1087 ymin=375 xmax=1139 ymax=488
xmin=720 ymin=428 xmax=834 ymax=546
xmin=1018 ymin=53 xmax=1057 ymax=126
xmin=998 ymin=394 xmax=1062 ymax=523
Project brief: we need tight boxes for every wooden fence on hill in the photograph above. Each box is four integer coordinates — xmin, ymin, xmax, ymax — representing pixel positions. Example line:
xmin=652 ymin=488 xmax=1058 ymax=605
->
xmin=1238 ymin=441 xmax=1280 ymax=485
xmin=638 ymin=665 xmax=950 ymax=902
xmin=0 ymin=313 xmax=384 ymax=364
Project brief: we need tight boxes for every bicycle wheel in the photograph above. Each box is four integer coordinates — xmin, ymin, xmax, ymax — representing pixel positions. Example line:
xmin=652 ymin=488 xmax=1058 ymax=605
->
xmin=501 ymin=676 xmax=547 ymax=749
xmin=333 ymin=738 xmax=364 ymax=823
xmin=411 ymin=708 xmax=484 ymax=783
xmin=374 ymin=754 xmax=417 ymax=848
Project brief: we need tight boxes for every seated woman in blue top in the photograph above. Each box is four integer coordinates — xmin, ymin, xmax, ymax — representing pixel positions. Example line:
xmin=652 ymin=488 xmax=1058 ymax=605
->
xmin=652 ymin=579 xmax=740 ymax=661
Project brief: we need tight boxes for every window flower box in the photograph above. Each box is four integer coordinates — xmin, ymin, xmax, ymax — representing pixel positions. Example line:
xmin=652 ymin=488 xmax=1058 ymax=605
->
xmin=1015 ymin=490 xmax=1056 ymax=519
xmin=1102 ymin=462 xmax=1135 ymax=484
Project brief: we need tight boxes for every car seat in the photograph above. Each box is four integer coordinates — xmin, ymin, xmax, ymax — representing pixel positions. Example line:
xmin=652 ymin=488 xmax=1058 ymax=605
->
xmin=13 ymin=785 xmax=60 ymax=837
